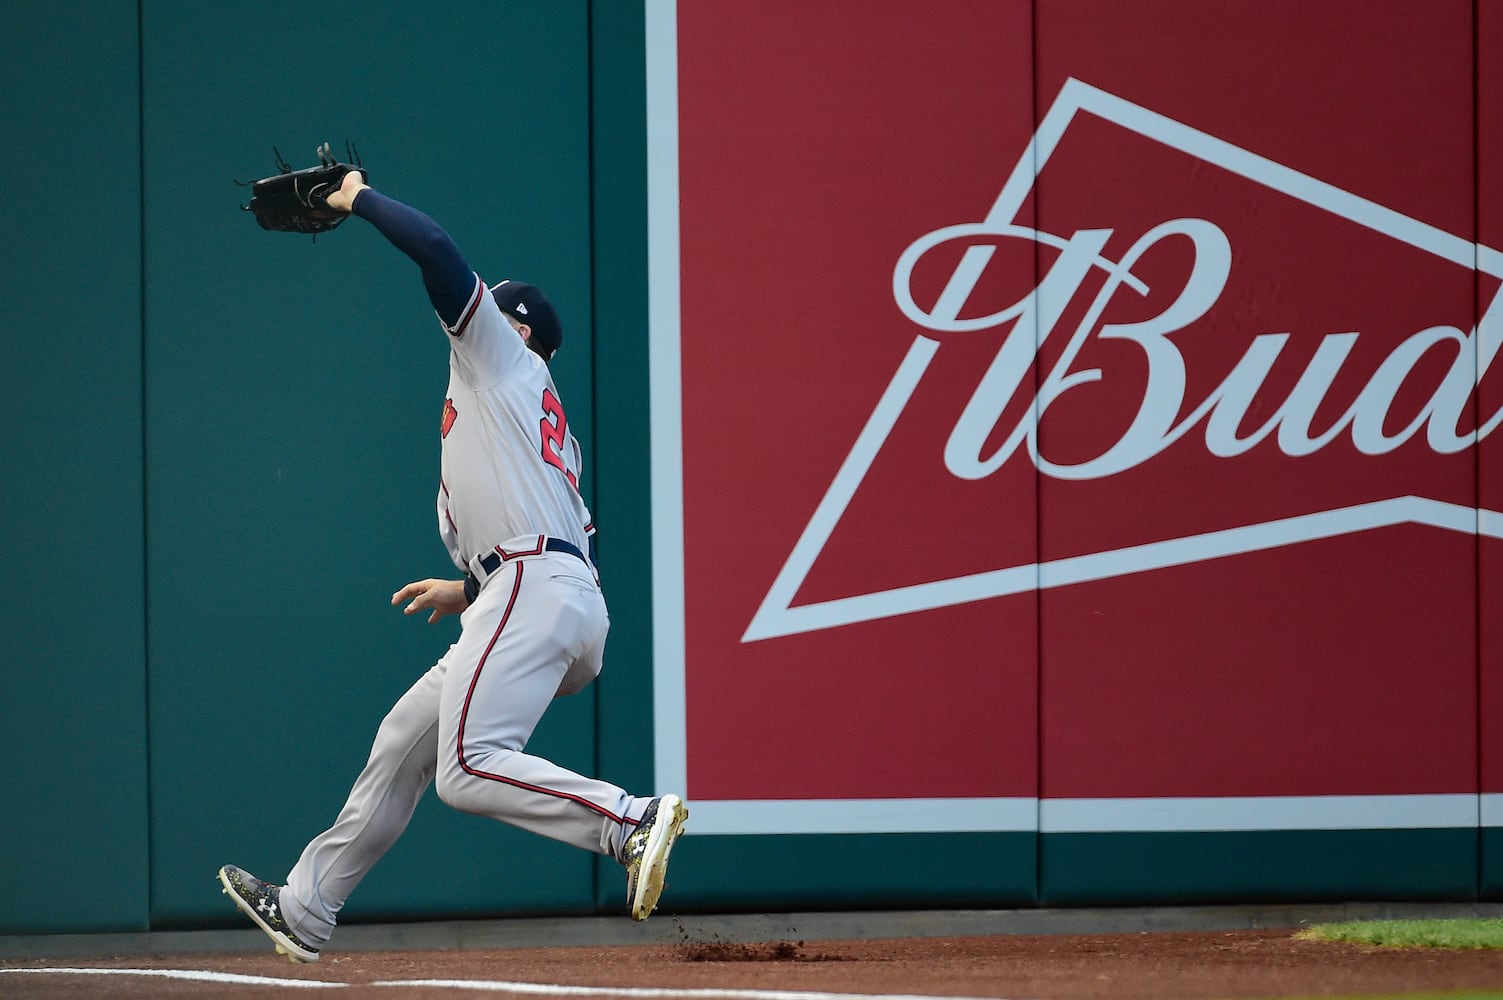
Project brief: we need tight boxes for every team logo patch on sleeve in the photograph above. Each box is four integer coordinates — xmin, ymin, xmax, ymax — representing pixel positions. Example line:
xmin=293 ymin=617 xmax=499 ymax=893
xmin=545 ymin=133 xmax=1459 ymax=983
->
xmin=441 ymin=398 xmax=458 ymax=438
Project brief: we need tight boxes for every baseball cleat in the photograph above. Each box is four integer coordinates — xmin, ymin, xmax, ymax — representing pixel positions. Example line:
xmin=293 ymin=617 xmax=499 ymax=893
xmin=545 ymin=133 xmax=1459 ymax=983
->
xmin=217 ymin=864 xmax=320 ymax=963
xmin=623 ymin=794 xmax=689 ymax=920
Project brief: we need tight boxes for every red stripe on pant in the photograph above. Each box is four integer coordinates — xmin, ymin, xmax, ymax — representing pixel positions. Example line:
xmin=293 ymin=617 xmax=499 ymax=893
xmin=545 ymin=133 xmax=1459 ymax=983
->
xmin=455 ymin=562 xmax=635 ymax=828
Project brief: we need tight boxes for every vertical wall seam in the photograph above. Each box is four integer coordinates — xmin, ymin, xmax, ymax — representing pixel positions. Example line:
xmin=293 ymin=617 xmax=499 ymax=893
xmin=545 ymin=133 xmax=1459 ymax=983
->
xmin=584 ymin=0 xmax=602 ymax=914
xmin=1473 ymin=0 xmax=1485 ymax=899
xmin=136 ymin=0 xmax=155 ymax=930
xmin=1030 ymin=0 xmax=1044 ymax=907
xmin=585 ymin=0 xmax=601 ymax=556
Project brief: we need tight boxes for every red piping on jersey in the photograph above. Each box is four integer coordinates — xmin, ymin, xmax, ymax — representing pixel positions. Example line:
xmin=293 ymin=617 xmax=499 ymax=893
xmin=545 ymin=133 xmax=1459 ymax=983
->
xmin=449 ymin=277 xmax=485 ymax=338
xmin=455 ymin=562 xmax=634 ymax=827
xmin=495 ymin=536 xmax=546 ymax=560
xmin=439 ymin=479 xmax=458 ymax=534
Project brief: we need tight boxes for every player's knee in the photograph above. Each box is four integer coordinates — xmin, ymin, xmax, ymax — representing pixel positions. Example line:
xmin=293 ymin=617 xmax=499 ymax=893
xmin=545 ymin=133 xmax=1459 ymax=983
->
xmin=435 ymin=752 xmax=516 ymax=815
xmin=434 ymin=764 xmax=471 ymax=813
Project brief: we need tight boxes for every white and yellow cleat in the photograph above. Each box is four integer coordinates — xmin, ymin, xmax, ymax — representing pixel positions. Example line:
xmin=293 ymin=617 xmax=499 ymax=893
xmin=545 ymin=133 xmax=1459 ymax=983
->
xmin=624 ymin=794 xmax=689 ymax=921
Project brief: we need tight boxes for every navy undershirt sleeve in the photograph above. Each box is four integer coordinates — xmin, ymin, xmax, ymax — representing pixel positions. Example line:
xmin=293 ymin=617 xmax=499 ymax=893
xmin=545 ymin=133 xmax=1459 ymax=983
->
xmin=351 ymin=189 xmax=474 ymax=329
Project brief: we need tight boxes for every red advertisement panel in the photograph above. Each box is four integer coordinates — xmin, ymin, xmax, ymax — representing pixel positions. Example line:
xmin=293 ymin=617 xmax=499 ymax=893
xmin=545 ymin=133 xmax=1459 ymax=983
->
xmin=1030 ymin=1 xmax=1485 ymax=800
xmin=673 ymin=0 xmax=1039 ymax=809
xmin=659 ymin=0 xmax=1493 ymax=831
xmin=1481 ymin=0 xmax=1503 ymax=819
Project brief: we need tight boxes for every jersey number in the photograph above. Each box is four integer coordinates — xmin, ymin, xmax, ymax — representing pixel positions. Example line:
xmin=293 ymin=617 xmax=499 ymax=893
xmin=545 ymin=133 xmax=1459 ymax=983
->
xmin=540 ymin=388 xmax=578 ymax=488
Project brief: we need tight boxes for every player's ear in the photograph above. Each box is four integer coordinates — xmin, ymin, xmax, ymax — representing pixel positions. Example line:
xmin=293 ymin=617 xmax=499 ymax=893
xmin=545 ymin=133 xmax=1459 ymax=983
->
xmin=517 ymin=323 xmax=532 ymax=342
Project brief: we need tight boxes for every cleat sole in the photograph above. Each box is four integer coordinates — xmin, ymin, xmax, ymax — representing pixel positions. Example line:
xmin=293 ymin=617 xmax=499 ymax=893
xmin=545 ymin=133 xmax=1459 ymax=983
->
xmin=630 ymin=795 xmax=689 ymax=920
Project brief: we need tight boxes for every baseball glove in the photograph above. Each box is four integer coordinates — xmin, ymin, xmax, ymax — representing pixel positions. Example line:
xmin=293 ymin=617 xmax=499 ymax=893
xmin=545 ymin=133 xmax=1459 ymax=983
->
xmin=241 ymin=142 xmax=366 ymax=234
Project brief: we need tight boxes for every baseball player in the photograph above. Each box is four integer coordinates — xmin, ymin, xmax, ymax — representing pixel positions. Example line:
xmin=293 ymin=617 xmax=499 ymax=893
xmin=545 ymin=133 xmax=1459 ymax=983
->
xmin=218 ymin=169 xmax=687 ymax=962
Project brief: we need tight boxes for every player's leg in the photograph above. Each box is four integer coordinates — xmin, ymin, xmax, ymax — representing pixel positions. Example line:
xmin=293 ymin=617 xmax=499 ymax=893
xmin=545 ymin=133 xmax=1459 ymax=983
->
xmin=274 ymin=659 xmax=446 ymax=949
xmin=436 ymin=553 xmax=688 ymax=918
xmin=434 ymin=557 xmax=641 ymax=856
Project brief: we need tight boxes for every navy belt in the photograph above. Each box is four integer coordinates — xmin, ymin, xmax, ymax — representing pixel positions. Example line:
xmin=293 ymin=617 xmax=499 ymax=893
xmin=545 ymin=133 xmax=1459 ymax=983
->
xmin=479 ymin=537 xmax=587 ymax=574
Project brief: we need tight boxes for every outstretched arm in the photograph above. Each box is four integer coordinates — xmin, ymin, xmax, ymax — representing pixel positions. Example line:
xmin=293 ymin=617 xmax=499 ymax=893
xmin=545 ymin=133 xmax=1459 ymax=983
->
xmin=326 ymin=171 xmax=474 ymax=329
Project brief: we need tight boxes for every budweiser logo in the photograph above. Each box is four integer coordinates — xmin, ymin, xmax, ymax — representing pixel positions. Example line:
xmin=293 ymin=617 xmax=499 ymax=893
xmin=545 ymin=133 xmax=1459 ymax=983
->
xmin=745 ymin=78 xmax=1503 ymax=643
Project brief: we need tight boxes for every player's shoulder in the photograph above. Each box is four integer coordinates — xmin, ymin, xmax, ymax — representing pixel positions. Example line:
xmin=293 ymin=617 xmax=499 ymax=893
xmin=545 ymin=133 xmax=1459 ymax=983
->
xmin=448 ymin=277 xmax=533 ymax=375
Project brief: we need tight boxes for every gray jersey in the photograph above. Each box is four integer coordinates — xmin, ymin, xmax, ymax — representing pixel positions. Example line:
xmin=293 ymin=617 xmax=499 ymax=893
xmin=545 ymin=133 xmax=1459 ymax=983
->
xmin=436 ymin=274 xmax=593 ymax=573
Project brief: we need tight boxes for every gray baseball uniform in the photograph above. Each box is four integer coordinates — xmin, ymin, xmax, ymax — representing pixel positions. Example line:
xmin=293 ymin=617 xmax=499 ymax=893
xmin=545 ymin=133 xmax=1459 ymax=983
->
xmin=270 ymin=197 xmax=650 ymax=950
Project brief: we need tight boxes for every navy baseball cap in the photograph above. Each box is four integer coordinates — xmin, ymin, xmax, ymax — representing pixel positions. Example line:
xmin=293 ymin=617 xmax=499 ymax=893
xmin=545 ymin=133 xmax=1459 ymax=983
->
xmin=490 ymin=280 xmax=563 ymax=360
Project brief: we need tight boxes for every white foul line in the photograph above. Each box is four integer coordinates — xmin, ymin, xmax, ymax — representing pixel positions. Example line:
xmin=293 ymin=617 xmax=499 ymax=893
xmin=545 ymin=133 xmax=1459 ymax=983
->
xmin=0 ymin=967 xmax=345 ymax=988
xmin=370 ymin=982 xmax=1010 ymax=1000
xmin=0 ymin=967 xmax=1013 ymax=1000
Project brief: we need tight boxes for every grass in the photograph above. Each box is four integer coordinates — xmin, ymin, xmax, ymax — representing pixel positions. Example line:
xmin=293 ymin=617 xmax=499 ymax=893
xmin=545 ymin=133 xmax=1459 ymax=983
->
xmin=1282 ymin=995 xmax=1503 ymax=1000
xmin=1296 ymin=918 xmax=1503 ymax=950
xmin=1276 ymin=995 xmax=1503 ymax=1000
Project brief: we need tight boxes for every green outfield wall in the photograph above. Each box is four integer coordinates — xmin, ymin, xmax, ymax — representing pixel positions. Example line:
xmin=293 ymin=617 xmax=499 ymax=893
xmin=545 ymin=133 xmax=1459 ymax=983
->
xmin=0 ymin=1 xmax=1497 ymax=938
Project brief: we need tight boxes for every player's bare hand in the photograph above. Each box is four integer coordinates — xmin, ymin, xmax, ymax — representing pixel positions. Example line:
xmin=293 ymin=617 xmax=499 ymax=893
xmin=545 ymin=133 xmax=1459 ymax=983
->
xmin=325 ymin=170 xmax=369 ymax=214
xmin=392 ymin=578 xmax=468 ymax=623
